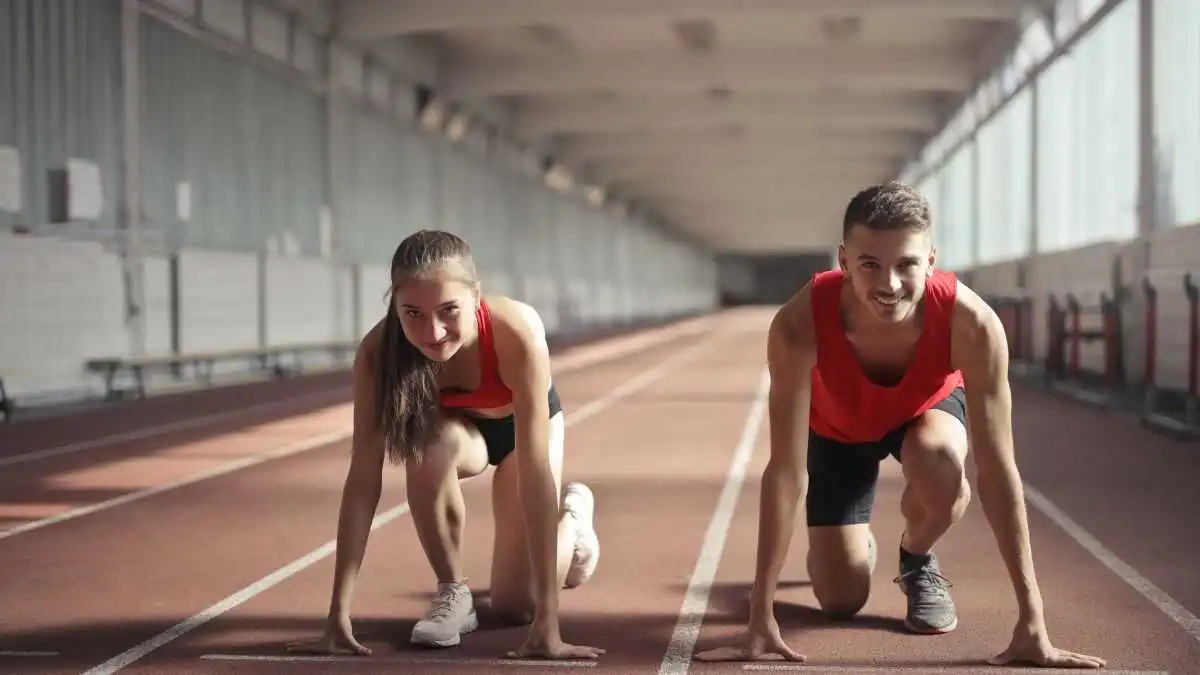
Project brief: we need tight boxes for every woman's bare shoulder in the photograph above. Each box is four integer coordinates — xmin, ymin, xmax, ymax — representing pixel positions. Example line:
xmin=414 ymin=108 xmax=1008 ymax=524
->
xmin=484 ymin=295 xmax=548 ymax=356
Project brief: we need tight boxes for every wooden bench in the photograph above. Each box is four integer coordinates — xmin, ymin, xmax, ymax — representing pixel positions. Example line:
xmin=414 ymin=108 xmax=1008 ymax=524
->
xmin=85 ymin=341 xmax=358 ymax=400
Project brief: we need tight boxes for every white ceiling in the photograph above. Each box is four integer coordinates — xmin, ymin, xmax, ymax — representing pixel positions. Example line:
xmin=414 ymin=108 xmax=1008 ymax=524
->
xmin=279 ymin=0 xmax=1044 ymax=254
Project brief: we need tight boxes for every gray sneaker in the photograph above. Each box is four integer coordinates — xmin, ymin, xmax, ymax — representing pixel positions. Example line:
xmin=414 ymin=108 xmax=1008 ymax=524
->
xmin=893 ymin=552 xmax=958 ymax=634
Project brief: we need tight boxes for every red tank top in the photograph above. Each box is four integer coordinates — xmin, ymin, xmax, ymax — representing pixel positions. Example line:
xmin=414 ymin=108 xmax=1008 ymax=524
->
xmin=439 ymin=301 xmax=514 ymax=410
xmin=809 ymin=269 xmax=963 ymax=444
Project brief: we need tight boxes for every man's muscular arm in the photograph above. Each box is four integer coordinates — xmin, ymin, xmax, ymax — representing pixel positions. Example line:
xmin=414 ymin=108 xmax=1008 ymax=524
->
xmin=693 ymin=288 xmax=814 ymax=664
xmin=951 ymin=287 xmax=1041 ymax=617
xmin=952 ymin=284 xmax=1105 ymax=669
xmin=750 ymin=292 xmax=817 ymax=625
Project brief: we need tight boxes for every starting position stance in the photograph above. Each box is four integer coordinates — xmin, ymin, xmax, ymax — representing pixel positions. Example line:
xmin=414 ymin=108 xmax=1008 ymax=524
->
xmin=696 ymin=182 xmax=1105 ymax=669
xmin=288 ymin=230 xmax=604 ymax=660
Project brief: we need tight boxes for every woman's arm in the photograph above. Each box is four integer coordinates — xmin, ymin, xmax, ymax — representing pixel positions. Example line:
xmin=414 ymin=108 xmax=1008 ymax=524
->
xmin=492 ymin=298 xmax=603 ymax=660
xmin=287 ymin=330 xmax=387 ymax=656
xmin=328 ymin=334 xmax=388 ymax=620
xmin=492 ymin=300 xmax=559 ymax=632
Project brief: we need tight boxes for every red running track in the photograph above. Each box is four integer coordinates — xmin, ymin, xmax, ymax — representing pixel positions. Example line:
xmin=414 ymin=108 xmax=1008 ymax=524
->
xmin=1 ymin=308 xmax=1198 ymax=675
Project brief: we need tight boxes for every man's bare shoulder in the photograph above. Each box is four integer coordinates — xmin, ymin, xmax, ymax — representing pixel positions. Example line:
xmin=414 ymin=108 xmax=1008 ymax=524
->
xmin=769 ymin=282 xmax=817 ymax=362
xmin=950 ymin=280 xmax=1008 ymax=369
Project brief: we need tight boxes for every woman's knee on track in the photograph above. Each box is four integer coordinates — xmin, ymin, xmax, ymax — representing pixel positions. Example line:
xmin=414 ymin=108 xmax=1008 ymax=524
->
xmin=900 ymin=412 xmax=971 ymax=522
xmin=488 ymin=589 xmax=536 ymax=626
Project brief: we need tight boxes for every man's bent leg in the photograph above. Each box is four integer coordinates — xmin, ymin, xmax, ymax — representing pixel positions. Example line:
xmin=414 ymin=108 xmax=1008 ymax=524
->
xmin=892 ymin=392 xmax=971 ymax=635
xmin=805 ymin=432 xmax=884 ymax=619
xmin=898 ymin=410 xmax=971 ymax=555
xmin=807 ymin=524 xmax=876 ymax=618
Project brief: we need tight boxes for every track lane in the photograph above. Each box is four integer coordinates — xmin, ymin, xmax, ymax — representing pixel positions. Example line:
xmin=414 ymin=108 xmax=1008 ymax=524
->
xmin=6 ymin=308 xmax=1198 ymax=674
xmin=0 ymin=313 xmax=719 ymax=464
xmin=0 ymin=332 xmax=708 ymax=538
xmin=0 ymin=312 xmax=726 ymax=534
xmin=0 ymin=405 xmax=353 ymax=535
xmin=0 ymin=372 xmax=352 ymax=461
xmin=0 ymin=322 xmax=726 ymax=674
xmin=86 ymin=316 xmax=774 ymax=675
xmin=687 ymin=383 xmax=1200 ymax=674
xmin=1006 ymin=383 xmax=1200 ymax=628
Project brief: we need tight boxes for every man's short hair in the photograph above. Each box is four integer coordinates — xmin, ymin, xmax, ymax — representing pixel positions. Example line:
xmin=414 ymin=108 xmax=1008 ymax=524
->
xmin=842 ymin=181 xmax=932 ymax=239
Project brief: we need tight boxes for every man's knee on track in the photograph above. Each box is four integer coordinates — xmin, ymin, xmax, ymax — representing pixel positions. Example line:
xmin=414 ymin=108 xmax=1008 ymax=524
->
xmin=808 ymin=545 xmax=873 ymax=620
xmin=813 ymin=579 xmax=871 ymax=620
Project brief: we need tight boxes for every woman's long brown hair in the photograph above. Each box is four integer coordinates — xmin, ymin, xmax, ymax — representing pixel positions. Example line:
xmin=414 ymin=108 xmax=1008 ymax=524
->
xmin=377 ymin=230 xmax=476 ymax=465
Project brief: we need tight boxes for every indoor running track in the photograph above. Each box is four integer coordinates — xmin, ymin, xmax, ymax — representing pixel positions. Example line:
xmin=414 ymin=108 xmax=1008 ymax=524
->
xmin=1 ymin=308 xmax=1198 ymax=675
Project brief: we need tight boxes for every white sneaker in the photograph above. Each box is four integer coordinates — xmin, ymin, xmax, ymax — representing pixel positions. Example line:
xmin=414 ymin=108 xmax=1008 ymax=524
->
xmin=562 ymin=482 xmax=600 ymax=588
xmin=410 ymin=580 xmax=478 ymax=647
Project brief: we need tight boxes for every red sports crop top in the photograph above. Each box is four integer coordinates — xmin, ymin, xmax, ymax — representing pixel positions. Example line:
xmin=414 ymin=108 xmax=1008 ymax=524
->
xmin=808 ymin=269 xmax=964 ymax=444
xmin=439 ymin=300 xmax=515 ymax=410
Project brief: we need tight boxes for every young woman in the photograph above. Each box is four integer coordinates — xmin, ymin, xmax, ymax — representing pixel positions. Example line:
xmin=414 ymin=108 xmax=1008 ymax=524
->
xmin=288 ymin=230 xmax=603 ymax=660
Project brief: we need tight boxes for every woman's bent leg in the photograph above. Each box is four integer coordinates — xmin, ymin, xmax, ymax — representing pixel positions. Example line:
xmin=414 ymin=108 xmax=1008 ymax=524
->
xmin=487 ymin=412 xmax=600 ymax=624
xmin=406 ymin=415 xmax=491 ymax=647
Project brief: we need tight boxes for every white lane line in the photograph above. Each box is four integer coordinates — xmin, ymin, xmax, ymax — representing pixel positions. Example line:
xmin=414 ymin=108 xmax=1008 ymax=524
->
xmin=2 ymin=313 xmax=717 ymax=468
xmin=0 ymin=389 xmax=344 ymax=468
xmin=658 ymin=369 xmax=771 ymax=675
xmin=201 ymin=653 xmax=597 ymax=668
xmin=1023 ymin=483 xmax=1200 ymax=644
xmin=78 ymin=331 xmax=724 ymax=675
xmin=742 ymin=665 xmax=1167 ymax=674
xmin=0 ymin=429 xmax=353 ymax=542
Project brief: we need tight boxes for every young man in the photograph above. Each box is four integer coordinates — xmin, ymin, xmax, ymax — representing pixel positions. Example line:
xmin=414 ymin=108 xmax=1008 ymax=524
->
xmin=695 ymin=182 xmax=1105 ymax=669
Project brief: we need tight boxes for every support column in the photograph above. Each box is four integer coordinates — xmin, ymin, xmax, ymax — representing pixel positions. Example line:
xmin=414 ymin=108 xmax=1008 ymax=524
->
xmin=121 ymin=0 xmax=146 ymax=356
xmin=1126 ymin=0 xmax=1156 ymax=384
xmin=1021 ymin=69 xmax=1039 ymax=295
xmin=1028 ymin=73 xmax=1040 ymax=260
xmin=1136 ymin=0 xmax=1156 ymax=239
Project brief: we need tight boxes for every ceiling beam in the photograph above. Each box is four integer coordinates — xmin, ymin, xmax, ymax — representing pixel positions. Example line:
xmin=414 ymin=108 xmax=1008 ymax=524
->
xmin=678 ymin=224 xmax=842 ymax=245
xmin=712 ymin=237 xmax=840 ymax=254
xmin=623 ymin=168 xmax=889 ymax=190
xmin=652 ymin=191 xmax=870 ymax=212
xmin=637 ymin=189 xmax=876 ymax=211
xmin=439 ymin=47 xmax=976 ymax=98
xmin=593 ymin=157 xmax=897 ymax=182
xmin=515 ymin=95 xmax=941 ymax=136
xmin=336 ymin=0 xmax=1033 ymax=40
xmin=580 ymin=153 xmax=908 ymax=180
xmin=675 ymin=208 xmax=848 ymax=223
xmin=631 ymin=187 xmax=884 ymax=207
xmin=635 ymin=195 xmax=882 ymax=216
xmin=554 ymin=129 xmax=924 ymax=163
xmin=603 ymin=161 xmax=894 ymax=186
xmin=678 ymin=219 xmax=845 ymax=246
